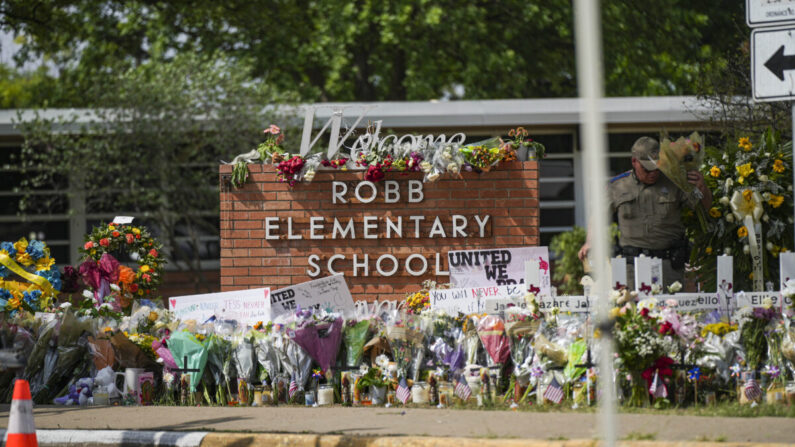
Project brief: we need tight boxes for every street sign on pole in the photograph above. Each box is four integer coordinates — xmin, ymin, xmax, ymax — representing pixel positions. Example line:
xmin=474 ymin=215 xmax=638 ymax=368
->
xmin=747 ymin=0 xmax=795 ymax=28
xmin=751 ymin=27 xmax=795 ymax=102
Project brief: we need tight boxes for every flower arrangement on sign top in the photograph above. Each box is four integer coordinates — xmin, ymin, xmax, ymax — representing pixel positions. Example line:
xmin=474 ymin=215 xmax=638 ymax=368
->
xmin=0 ymin=238 xmax=61 ymax=315
xmin=226 ymin=127 xmax=546 ymax=188
xmin=78 ymin=223 xmax=166 ymax=310
xmin=685 ymin=129 xmax=793 ymax=291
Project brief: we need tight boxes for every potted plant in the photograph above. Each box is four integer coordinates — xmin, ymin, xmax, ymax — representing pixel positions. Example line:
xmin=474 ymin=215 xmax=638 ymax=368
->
xmin=356 ymin=366 xmax=390 ymax=405
xmin=507 ymin=127 xmax=545 ymax=161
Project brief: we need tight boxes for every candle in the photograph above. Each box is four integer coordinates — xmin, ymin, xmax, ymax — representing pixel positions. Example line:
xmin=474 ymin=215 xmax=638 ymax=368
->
xmin=411 ymin=382 xmax=429 ymax=404
xmin=317 ymin=386 xmax=334 ymax=405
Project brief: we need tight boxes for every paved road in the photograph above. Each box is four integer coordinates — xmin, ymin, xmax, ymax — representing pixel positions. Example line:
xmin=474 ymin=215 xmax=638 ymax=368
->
xmin=1 ymin=405 xmax=793 ymax=443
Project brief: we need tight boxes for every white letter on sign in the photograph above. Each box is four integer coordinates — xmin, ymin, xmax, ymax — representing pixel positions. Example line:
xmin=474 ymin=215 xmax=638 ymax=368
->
xmin=408 ymin=180 xmax=424 ymax=203
xmin=355 ymin=181 xmax=377 ymax=203
xmin=333 ymin=181 xmax=348 ymax=204
xmin=307 ymin=255 xmax=321 ymax=277
xmin=327 ymin=254 xmax=345 ymax=275
xmin=384 ymin=181 xmax=399 ymax=203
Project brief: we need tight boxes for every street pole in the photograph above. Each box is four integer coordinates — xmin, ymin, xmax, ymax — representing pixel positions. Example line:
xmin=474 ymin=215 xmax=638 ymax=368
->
xmin=792 ymin=103 xmax=794 ymax=250
xmin=574 ymin=1 xmax=616 ymax=446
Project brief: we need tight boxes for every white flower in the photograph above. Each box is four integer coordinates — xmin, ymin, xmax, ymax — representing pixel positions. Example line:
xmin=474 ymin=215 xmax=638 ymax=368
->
xmin=763 ymin=214 xmax=770 ymax=223
xmin=303 ymin=170 xmax=316 ymax=182
xmin=743 ymin=245 xmax=750 ymax=254
xmin=447 ymin=162 xmax=460 ymax=174
xmin=426 ymin=171 xmax=440 ymax=182
xmin=638 ymin=297 xmax=658 ymax=310
xmin=110 ymin=283 xmax=120 ymax=292
xmin=650 ymin=283 xmax=662 ymax=295
xmin=99 ymin=303 xmax=113 ymax=310
xmin=724 ymin=247 xmax=732 ymax=255
xmin=789 ymin=185 xmax=794 ymax=192
xmin=767 ymin=242 xmax=775 ymax=251
xmin=163 ymin=372 xmax=175 ymax=386
xmin=375 ymin=354 xmax=389 ymax=369
xmin=719 ymin=196 xmax=730 ymax=206
xmin=759 ymin=175 xmax=769 ymax=182
xmin=59 ymin=302 xmax=72 ymax=309
xmin=725 ymin=214 xmax=735 ymax=223
xmin=762 ymin=297 xmax=774 ymax=309
xmin=725 ymin=178 xmax=733 ymax=190
xmin=762 ymin=192 xmax=771 ymax=200
xmin=420 ymin=161 xmax=432 ymax=173
xmin=82 ymin=289 xmax=94 ymax=299
xmin=667 ymin=281 xmax=682 ymax=293
xmin=442 ymin=150 xmax=453 ymax=161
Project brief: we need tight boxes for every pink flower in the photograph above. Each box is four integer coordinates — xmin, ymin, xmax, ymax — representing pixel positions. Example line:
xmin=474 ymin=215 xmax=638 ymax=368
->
xmin=264 ymin=124 xmax=280 ymax=135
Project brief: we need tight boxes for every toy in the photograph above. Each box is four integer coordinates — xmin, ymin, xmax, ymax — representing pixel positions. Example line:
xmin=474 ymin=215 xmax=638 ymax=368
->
xmin=54 ymin=377 xmax=93 ymax=405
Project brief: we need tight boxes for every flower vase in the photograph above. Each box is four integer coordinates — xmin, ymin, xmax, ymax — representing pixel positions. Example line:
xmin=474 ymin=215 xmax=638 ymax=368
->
xmin=370 ymin=385 xmax=386 ymax=405
xmin=526 ymin=145 xmax=537 ymax=161
xmin=515 ymin=144 xmax=529 ymax=161
xmin=626 ymin=371 xmax=649 ymax=407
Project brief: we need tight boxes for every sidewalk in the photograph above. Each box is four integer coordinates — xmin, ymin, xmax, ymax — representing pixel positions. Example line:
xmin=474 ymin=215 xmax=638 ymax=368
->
xmin=1 ymin=405 xmax=794 ymax=444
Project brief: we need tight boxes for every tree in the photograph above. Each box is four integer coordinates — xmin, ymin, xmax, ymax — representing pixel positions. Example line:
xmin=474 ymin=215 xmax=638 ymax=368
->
xmin=0 ymin=0 xmax=746 ymax=104
xmin=15 ymin=52 xmax=287 ymax=293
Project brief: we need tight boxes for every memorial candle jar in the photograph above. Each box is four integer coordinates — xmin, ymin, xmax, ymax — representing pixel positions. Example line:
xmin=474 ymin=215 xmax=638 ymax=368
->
xmin=411 ymin=381 xmax=429 ymax=404
xmin=317 ymin=385 xmax=334 ymax=405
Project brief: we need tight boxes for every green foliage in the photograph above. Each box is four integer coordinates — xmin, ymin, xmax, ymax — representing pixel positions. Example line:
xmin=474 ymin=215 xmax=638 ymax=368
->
xmin=0 ymin=0 xmax=745 ymax=105
xmin=685 ymin=129 xmax=793 ymax=291
xmin=230 ymin=161 xmax=250 ymax=190
xmin=14 ymin=52 xmax=285 ymax=289
xmin=549 ymin=226 xmax=586 ymax=295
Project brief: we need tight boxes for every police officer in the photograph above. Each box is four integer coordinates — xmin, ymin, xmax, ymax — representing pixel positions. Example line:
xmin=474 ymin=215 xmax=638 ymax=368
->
xmin=577 ymin=136 xmax=712 ymax=289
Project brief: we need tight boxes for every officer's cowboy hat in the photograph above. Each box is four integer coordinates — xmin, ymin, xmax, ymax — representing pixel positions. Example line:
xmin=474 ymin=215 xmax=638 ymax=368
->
xmin=631 ymin=137 xmax=659 ymax=171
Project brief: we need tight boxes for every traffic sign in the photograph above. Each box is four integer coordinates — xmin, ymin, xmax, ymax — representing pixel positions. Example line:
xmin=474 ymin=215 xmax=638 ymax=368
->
xmin=747 ymin=0 xmax=795 ymax=28
xmin=751 ymin=27 xmax=795 ymax=102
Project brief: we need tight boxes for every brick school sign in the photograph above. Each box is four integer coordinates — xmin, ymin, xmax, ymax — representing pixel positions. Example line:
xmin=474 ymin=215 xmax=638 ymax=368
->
xmin=219 ymin=162 xmax=539 ymax=302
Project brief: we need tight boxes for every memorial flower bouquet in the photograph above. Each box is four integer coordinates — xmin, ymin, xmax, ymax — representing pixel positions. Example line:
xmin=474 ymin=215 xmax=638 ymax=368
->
xmin=476 ymin=315 xmax=511 ymax=367
xmin=504 ymin=127 xmax=546 ymax=160
xmin=290 ymin=312 xmax=344 ymax=376
xmin=386 ymin=316 xmax=426 ymax=381
xmin=0 ymin=237 xmax=61 ymax=315
xmin=738 ymin=305 xmax=778 ymax=371
xmin=460 ymin=138 xmax=503 ymax=172
xmin=656 ymin=132 xmax=708 ymax=230
xmin=343 ymin=319 xmax=371 ymax=368
xmin=686 ymin=129 xmax=793 ymax=291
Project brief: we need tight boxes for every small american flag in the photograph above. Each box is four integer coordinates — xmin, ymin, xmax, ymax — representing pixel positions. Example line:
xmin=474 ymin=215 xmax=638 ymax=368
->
xmin=744 ymin=379 xmax=762 ymax=401
xmin=288 ymin=378 xmax=298 ymax=400
xmin=396 ymin=377 xmax=411 ymax=404
xmin=543 ymin=377 xmax=564 ymax=404
xmin=455 ymin=376 xmax=472 ymax=402
xmin=649 ymin=370 xmax=668 ymax=399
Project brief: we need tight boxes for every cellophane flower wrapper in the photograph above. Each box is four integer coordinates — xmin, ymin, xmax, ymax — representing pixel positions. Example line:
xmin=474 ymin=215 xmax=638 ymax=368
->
xmin=564 ymin=339 xmax=588 ymax=383
xmin=152 ymin=338 xmax=178 ymax=370
xmin=505 ymin=312 xmax=540 ymax=384
xmin=533 ymin=333 xmax=568 ymax=369
xmin=782 ymin=321 xmax=795 ymax=376
xmin=343 ymin=319 xmax=370 ymax=368
xmin=698 ymin=332 xmax=736 ymax=383
xmin=298 ymin=154 xmax=322 ymax=182
xmin=23 ymin=317 xmax=58 ymax=398
xmin=274 ymin=332 xmax=312 ymax=391
xmin=476 ymin=315 xmax=511 ymax=367
xmin=292 ymin=316 xmax=343 ymax=374
xmin=656 ymin=132 xmax=707 ymax=229
xmin=252 ymin=331 xmax=281 ymax=383
xmin=38 ymin=311 xmax=94 ymax=403
xmin=168 ymin=331 xmax=209 ymax=392
xmin=386 ymin=323 xmax=425 ymax=380
xmin=0 ymin=324 xmax=35 ymax=400
xmin=88 ymin=334 xmax=115 ymax=371
xmin=233 ymin=334 xmax=257 ymax=384
xmin=462 ymin=318 xmax=482 ymax=366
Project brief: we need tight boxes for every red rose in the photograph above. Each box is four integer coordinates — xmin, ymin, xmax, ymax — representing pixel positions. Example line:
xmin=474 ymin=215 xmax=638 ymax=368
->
xmin=83 ymin=241 xmax=94 ymax=250
xmin=143 ymin=273 xmax=151 ymax=283
xmin=99 ymin=238 xmax=110 ymax=247
xmin=126 ymin=234 xmax=134 ymax=244
xmin=149 ymin=249 xmax=158 ymax=257
xmin=640 ymin=307 xmax=650 ymax=318
xmin=135 ymin=234 xmax=141 ymax=239
xmin=129 ymin=283 xmax=139 ymax=293
xmin=112 ymin=231 xmax=120 ymax=237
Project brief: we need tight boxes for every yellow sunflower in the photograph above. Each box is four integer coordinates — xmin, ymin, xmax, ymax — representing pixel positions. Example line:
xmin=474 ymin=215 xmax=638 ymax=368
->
xmin=737 ymin=226 xmax=748 ymax=238
xmin=773 ymin=159 xmax=785 ymax=173
xmin=709 ymin=166 xmax=721 ymax=177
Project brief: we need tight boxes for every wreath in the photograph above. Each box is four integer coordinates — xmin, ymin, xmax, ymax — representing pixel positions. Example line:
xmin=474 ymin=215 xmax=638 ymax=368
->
xmin=79 ymin=223 xmax=166 ymax=300
xmin=0 ymin=237 xmax=61 ymax=314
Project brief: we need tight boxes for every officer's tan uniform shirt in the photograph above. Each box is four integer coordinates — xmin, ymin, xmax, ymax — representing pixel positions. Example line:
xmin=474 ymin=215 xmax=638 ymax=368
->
xmin=608 ymin=171 xmax=689 ymax=250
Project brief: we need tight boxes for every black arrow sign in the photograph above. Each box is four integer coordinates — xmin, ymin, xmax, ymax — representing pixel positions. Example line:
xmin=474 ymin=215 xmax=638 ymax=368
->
xmin=764 ymin=45 xmax=795 ymax=81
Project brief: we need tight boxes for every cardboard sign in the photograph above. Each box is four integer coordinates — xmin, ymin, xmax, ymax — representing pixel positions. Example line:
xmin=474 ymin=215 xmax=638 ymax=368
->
xmin=780 ymin=252 xmax=795 ymax=290
xmin=537 ymin=295 xmax=591 ymax=313
xmin=448 ymin=246 xmax=551 ymax=294
xmin=169 ymin=288 xmax=271 ymax=326
xmin=610 ymin=257 xmax=628 ymax=289
xmin=634 ymin=256 xmax=662 ymax=295
xmin=431 ymin=284 xmax=525 ymax=315
xmin=734 ymin=291 xmax=784 ymax=308
xmin=270 ymin=273 xmax=355 ymax=318
xmin=654 ymin=293 xmax=723 ymax=312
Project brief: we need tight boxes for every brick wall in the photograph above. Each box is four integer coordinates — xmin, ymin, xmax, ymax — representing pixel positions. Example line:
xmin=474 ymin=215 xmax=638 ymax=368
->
xmin=219 ymin=161 xmax=539 ymax=302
